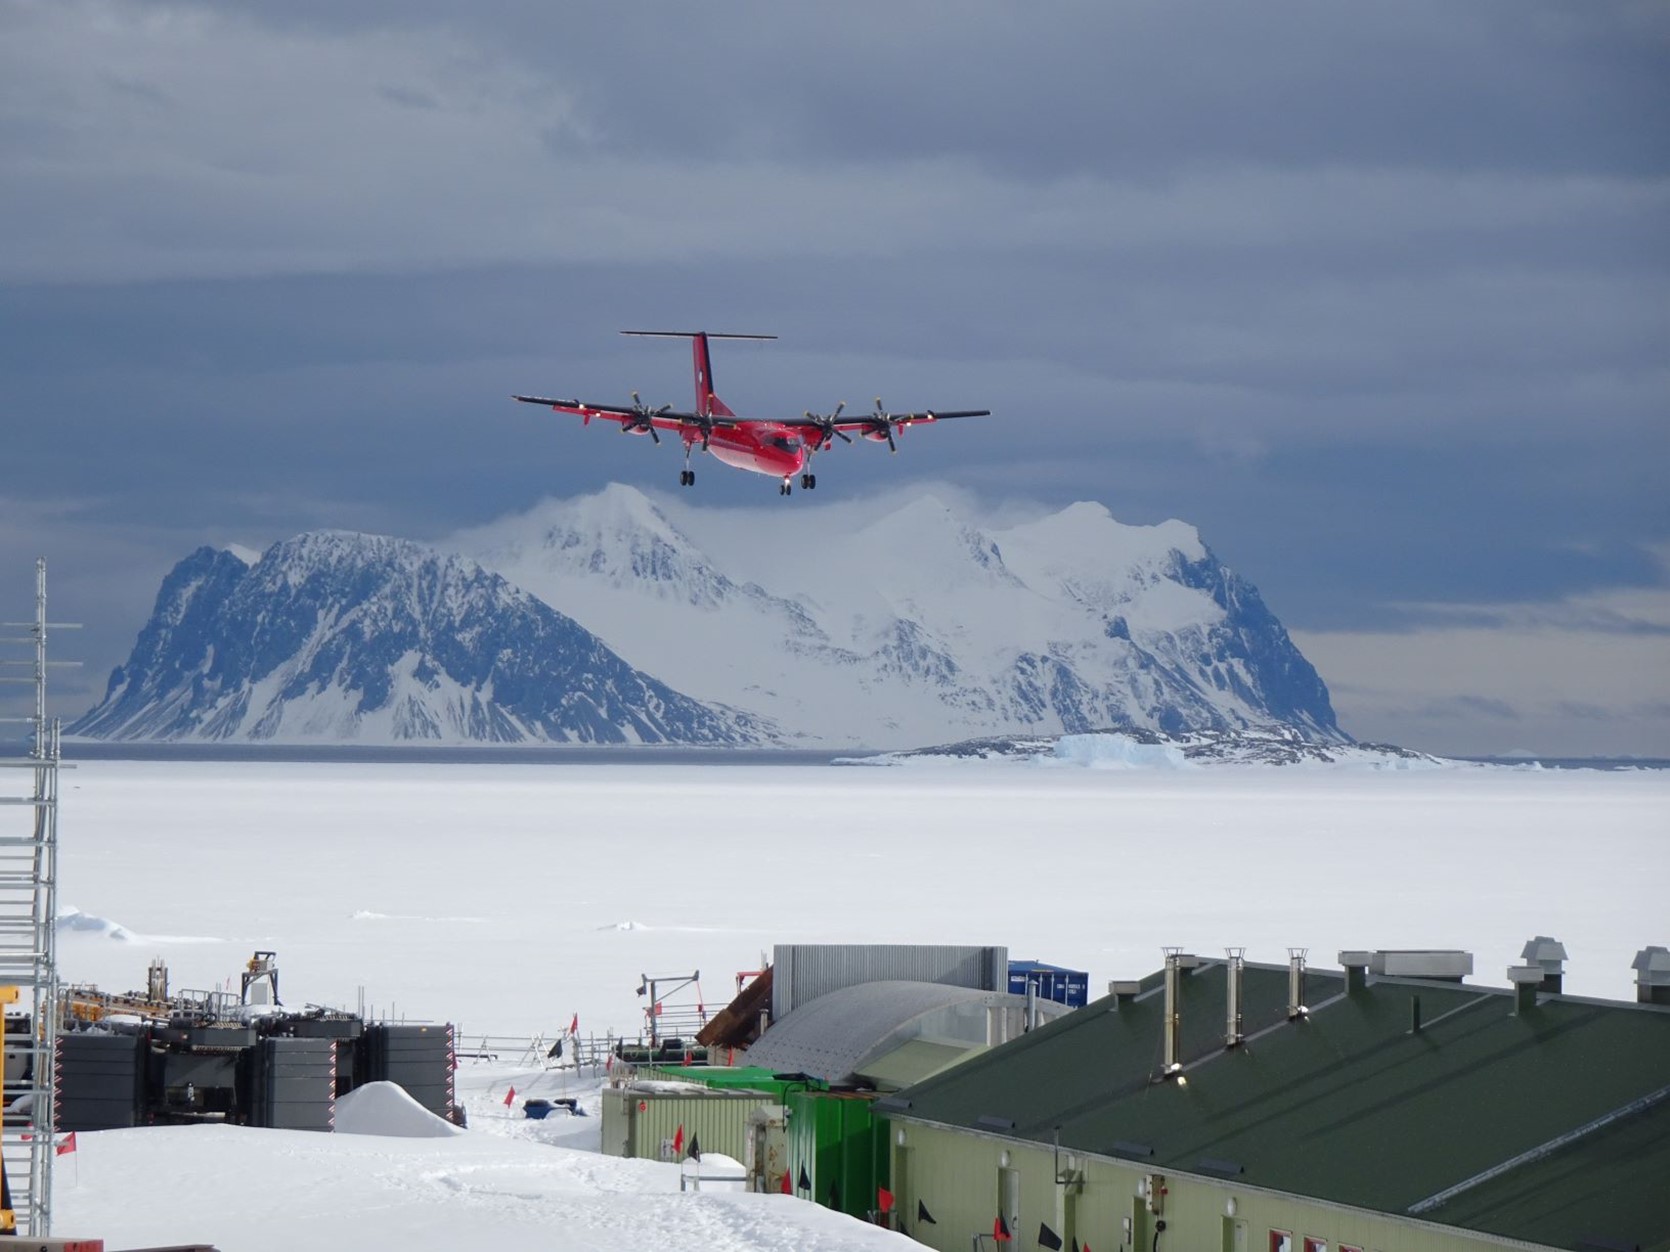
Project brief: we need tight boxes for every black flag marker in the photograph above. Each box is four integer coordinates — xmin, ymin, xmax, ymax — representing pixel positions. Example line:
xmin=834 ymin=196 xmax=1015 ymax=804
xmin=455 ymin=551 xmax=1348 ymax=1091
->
xmin=688 ymin=1133 xmax=702 ymax=1161
xmin=829 ymin=1180 xmax=840 ymax=1210
xmin=797 ymin=1164 xmax=811 ymax=1191
xmin=1039 ymin=1221 xmax=1064 ymax=1250
xmin=917 ymin=1199 xmax=937 ymax=1225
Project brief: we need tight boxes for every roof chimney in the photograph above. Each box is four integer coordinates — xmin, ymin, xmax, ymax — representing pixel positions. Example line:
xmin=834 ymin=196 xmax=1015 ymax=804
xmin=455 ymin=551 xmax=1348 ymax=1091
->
xmin=1506 ymin=965 xmax=1542 ymax=1014
xmin=1160 ymin=948 xmax=1188 ymax=1078
xmin=1520 ymin=936 xmax=1568 ymax=993
xmin=1633 ymin=946 xmax=1670 ymax=1006
xmin=1287 ymin=948 xmax=1308 ymax=1020
xmin=1224 ymin=948 xmax=1245 ymax=1048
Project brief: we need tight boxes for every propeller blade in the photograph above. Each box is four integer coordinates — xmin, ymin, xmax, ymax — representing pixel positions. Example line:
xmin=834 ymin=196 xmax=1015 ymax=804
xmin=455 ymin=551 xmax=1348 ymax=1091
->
xmin=649 ymin=426 xmax=660 ymax=445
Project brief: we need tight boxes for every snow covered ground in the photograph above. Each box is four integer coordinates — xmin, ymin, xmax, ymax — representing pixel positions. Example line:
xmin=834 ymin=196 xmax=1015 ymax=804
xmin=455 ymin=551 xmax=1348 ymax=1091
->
xmin=31 ymin=756 xmax=1670 ymax=1248
xmin=54 ymin=1059 xmax=909 ymax=1250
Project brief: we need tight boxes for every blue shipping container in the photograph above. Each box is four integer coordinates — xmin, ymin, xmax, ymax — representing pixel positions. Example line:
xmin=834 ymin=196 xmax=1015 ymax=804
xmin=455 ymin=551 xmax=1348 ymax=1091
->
xmin=1008 ymin=960 xmax=1090 ymax=1008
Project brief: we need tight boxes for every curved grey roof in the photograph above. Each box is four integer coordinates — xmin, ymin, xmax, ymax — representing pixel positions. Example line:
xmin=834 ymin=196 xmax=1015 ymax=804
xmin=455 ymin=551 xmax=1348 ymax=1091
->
xmin=742 ymin=979 xmax=1067 ymax=1086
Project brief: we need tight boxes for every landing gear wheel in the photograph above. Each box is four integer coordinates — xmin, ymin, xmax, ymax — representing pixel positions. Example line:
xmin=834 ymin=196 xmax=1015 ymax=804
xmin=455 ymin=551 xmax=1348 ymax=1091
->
xmin=779 ymin=481 xmax=792 ymax=496
xmin=679 ymin=469 xmax=695 ymax=487
xmin=799 ymin=473 xmax=817 ymax=490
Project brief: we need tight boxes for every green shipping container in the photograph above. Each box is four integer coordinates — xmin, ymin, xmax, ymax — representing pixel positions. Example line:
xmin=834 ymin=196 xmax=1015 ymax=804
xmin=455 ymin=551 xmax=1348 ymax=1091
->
xmin=785 ymin=1090 xmax=891 ymax=1221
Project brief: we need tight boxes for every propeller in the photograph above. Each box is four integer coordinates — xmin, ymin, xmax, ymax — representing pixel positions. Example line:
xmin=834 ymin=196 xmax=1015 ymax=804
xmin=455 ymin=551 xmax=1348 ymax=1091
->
xmin=801 ymin=402 xmax=854 ymax=451
xmin=624 ymin=391 xmax=669 ymax=444
xmin=865 ymin=398 xmax=898 ymax=452
xmin=686 ymin=411 xmax=720 ymax=451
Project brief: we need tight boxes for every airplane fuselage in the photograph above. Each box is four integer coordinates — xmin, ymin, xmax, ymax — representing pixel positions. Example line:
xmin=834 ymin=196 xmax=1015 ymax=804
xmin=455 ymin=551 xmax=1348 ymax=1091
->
xmin=680 ymin=422 xmax=809 ymax=478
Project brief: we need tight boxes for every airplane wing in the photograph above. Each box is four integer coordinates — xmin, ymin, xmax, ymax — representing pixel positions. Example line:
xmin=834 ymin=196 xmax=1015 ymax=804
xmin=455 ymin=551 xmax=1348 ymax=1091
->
xmin=512 ymin=395 xmax=736 ymax=434
xmin=775 ymin=404 xmax=990 ymax=451
xmin=776 ymin=407 xmax=990 ymax=432
xmin=858 ymin=409 xmax=990 ymax=426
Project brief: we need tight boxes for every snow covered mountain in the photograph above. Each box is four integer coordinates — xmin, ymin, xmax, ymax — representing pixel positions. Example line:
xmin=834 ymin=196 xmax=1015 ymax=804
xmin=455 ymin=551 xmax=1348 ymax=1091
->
xmin=453 ymin=484 xmax=1344 ymax=749
xmin=70 ymin=531 xmax=772 ymax=744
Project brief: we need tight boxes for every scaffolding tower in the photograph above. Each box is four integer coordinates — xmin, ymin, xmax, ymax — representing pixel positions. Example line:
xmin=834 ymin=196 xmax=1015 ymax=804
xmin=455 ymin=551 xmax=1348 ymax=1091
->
xmin=0 ymin=558 xmax=76 ymax=1236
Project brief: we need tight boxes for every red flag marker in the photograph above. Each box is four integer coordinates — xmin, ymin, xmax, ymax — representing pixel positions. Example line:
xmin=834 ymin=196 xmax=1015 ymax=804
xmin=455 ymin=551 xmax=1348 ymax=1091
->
xmin=56 ymin=1132 xmax=77 ymax=1156
xmin=780 ymin=1169 xmax=792 ymax=1194
xmin=672 ymin=1124 xmax=685 ymax=1155
xmin=569 ymin=1012 xmax=579 ymax=1035
xmin=877 ymin=1186 xmax=895 ymax=1213
xmin=994 ymin=1214 xmax=1012 ymax=1242
xmin=503 ymin=1085 xmax=516 ymax=1107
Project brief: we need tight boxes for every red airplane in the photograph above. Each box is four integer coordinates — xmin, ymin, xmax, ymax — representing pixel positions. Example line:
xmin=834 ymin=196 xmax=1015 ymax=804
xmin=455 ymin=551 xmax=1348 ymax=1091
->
xmin=514 ymin=331 xmax=989 ymax=495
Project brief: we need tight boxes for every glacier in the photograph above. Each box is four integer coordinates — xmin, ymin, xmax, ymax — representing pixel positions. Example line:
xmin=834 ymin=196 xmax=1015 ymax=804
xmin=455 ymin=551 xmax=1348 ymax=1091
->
xmin=453 ymin=484 xmax=1344 ymax=748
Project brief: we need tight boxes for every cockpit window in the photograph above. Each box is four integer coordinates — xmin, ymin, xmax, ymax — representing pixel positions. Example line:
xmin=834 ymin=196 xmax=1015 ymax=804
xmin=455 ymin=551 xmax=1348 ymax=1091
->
xmin=771 ymin=435 xmax=800 ymax=451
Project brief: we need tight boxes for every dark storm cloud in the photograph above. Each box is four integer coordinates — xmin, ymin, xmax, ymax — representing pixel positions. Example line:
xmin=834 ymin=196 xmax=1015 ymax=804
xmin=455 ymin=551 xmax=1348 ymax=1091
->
xmin=191 ymin=1 xmax=1670 ymax=178
xmin=1 ymin=0 xmax=1665 ymax=754
xmin=1412 ymin=695 xmax=1522 ymax=723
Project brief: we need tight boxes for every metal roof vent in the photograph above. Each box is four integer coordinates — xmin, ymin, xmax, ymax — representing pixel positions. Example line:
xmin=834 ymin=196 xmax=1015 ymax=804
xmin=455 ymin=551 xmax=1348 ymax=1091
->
xmin=1339 ymin=950 xmax=1372 ymax=995
xmin=1108 ymin=980 xmax=1141 ymax=1012
xmin=1520 ymin=936 xmax=1568 ymax=993
xmin=1367 ymin=950 xmax=1474 ymax=982
xmin=1633 ymin=946 xmax=1670 ymax=1006
xmin=1506 ymin=965 xmax=1542 ymax=1014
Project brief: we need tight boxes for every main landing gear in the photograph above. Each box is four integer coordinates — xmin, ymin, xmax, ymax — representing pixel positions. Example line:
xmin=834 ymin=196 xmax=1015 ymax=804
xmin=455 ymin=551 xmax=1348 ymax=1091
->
xmin=679 ymin=469 xmax=695 ymax=487
xmin=798 ymin=473 xmax=818 ymax=490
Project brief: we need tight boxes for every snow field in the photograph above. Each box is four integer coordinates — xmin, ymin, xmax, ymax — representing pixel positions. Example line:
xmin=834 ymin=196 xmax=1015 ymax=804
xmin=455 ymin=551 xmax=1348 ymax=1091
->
xmin=50 ymin=760 xmax=1668 ymax=1034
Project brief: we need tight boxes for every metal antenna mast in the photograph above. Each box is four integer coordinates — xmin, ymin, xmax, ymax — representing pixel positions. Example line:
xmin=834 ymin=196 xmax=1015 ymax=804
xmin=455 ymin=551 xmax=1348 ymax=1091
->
xmin=0 ymin=558 xmax=79 ymax=1235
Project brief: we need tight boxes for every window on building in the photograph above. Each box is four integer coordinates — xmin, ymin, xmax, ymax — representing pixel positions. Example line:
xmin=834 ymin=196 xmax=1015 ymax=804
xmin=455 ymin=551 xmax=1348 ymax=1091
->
xmin=1270 ymin=1233 xmax=1293 ymax=1252
xmin=1302 ymin=1239 xmax=1328 ymax=1252
xmin=1340 ymin=1245 xmax=1363 ymax=1252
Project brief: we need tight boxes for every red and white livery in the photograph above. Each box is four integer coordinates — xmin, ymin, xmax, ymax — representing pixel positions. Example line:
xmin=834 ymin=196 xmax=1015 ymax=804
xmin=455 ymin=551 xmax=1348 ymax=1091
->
xmin=514 ymin=330 xmax=989 ymax=495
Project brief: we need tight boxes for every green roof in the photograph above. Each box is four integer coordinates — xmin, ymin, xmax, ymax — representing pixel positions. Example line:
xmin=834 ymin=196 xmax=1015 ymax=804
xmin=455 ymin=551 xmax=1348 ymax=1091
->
xmin=889 ymin=959 xmax=1670 ymax=1252
xmin=637 ymin=1064 xmax=826 ymax=1099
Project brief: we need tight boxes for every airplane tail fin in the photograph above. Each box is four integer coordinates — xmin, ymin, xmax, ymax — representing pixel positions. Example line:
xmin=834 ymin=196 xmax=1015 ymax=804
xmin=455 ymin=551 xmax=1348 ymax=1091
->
xmin=621 ymin=330 xmax=775 ymax=418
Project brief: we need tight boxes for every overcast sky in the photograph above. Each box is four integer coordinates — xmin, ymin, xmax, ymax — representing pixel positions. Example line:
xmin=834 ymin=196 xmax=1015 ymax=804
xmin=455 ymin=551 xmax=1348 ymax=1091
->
xmin=2 ymin=0 xmax=1666 ymax=756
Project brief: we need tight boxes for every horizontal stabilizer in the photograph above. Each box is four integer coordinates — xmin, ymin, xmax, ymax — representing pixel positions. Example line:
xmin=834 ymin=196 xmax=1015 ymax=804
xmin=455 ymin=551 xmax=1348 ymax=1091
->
xmin=620 ymin=330 xmax=777 ymax=341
